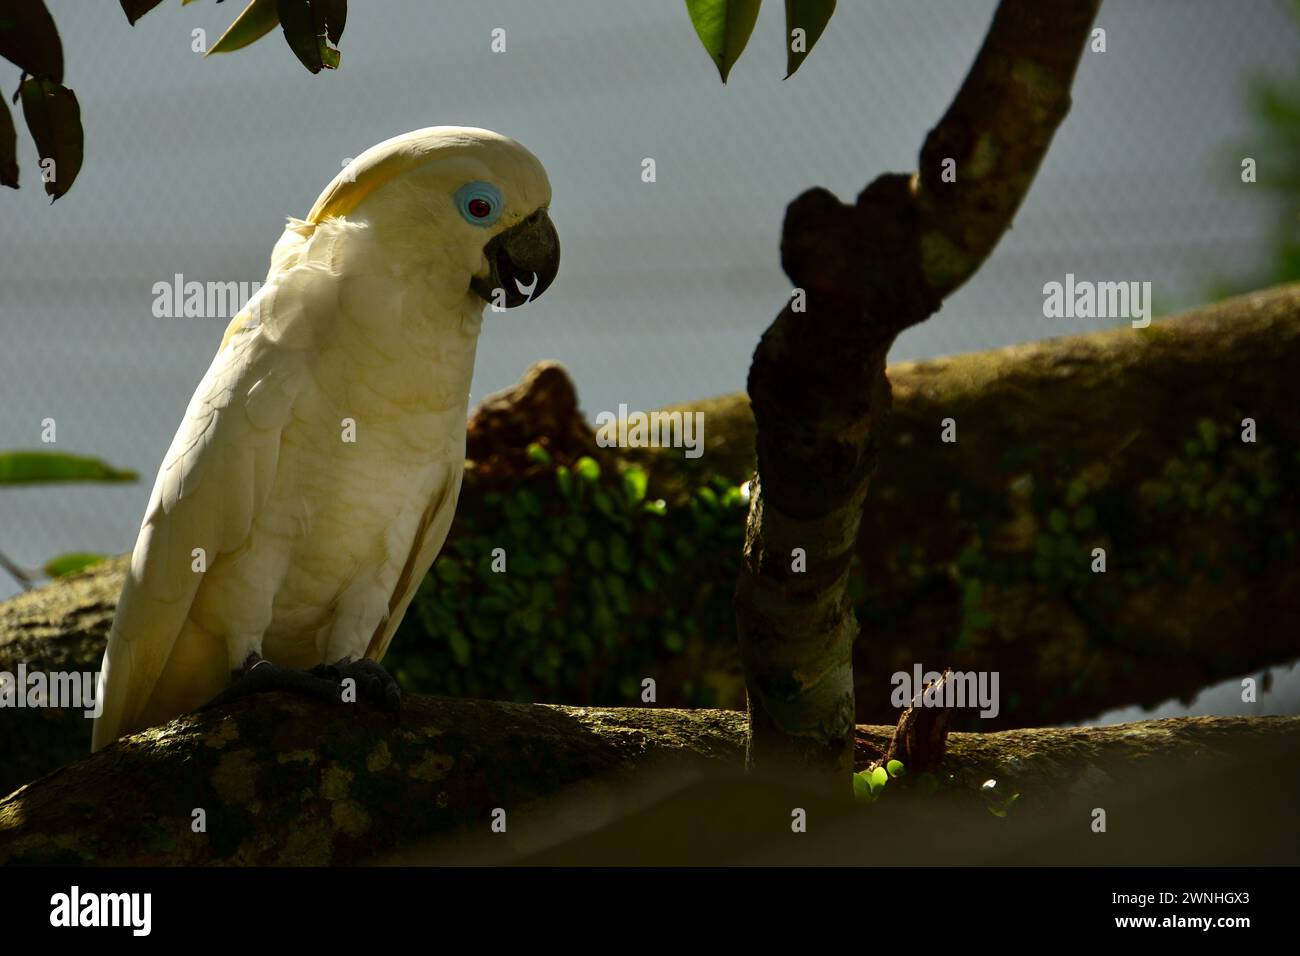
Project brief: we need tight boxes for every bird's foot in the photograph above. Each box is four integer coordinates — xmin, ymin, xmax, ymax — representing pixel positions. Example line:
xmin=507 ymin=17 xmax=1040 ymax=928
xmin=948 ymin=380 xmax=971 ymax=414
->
xmin=308 ymin=656 xmax=402 ymax=711
xmin=205 ymin=653 xmax=400 ymax=712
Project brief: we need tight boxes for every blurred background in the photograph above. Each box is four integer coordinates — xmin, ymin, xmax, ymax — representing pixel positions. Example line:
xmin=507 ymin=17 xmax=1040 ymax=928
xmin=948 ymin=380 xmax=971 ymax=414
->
xmin=1 ymin=1 xmax=1297 ymax=719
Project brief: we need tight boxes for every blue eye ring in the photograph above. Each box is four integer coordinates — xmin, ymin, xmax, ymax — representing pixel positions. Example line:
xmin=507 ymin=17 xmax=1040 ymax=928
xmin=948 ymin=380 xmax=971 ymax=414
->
xmin=455 ymin=181 xmax=504 ymax=227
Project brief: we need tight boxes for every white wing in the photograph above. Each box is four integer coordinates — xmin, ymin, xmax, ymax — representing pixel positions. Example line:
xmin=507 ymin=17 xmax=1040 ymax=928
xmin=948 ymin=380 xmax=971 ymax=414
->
xmin=92 ymin=312 xmax=302 ymax=750
xmin=364 ymin=463 xmax=464 ymax=662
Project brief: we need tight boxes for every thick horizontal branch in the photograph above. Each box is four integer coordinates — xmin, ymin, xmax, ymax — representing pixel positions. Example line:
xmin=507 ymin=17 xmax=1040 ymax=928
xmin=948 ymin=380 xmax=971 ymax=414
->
xmin=1 ymin=692 xmax=1295 ymax=865
xmin=662 ymin=283 xmax=1300 ymax=729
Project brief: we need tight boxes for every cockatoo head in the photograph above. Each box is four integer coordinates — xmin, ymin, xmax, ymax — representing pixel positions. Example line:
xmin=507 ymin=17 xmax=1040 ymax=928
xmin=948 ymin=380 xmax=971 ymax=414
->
xmin=305 ymin=126 xmax=559 ymax=308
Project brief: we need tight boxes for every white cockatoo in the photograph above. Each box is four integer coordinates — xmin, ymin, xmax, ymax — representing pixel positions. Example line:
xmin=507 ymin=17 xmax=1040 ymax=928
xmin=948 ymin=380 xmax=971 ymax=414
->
xmin=91 ymin=127 xmax=559 ymax=751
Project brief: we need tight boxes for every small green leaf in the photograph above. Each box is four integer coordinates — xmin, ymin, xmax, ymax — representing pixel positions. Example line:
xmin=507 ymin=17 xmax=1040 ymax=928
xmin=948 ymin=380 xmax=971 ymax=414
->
xmin=19 ymin=77 xmax=82 ymax=201
xmin=525 ymin=441 xmax=553 ymax=466
xmin=0 ymin=451 xmax=136 ymax=485
xmin=886 ymin=759 xmax=905 ymax=778
xmin=621 ymin=466 xmax=648 ymax=504
xmin=783 ymin=0 xmax=836 ymax=79
xmin=721 ymin=484 xmax=747 ymax=508
xmin=852 ymin=771 xmax=872 ymax=801
xmin=870 ymin=765 xmax=889 ymax=791
xmin=684 ymin=0 xmax=762 ymax=84
xmin=555 ymin=465 xmax=573 ymax=500
xmin=208 ymin=0 xmax=280 ymax=55
xmin=1047 ymin=509 xmax=1069 ymax=534
xmin=574 ymin=456 xmax=601 ymax=482
xmin=1196 ymin=418 xmax=1218 ymax=453
xmin=43 ymin=552 xmax=107 ymax=578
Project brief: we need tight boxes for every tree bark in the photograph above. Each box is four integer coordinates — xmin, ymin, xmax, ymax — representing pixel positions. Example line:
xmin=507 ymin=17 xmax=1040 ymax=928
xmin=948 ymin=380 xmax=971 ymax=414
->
xmin=735 ymin=0 xmax=1102 ymax=781
xmin=1 ymin=688 xmax=1293 ymax=865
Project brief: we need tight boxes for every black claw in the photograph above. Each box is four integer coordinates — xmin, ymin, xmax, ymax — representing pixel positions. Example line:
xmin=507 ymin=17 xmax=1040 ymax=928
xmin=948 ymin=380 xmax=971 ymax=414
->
xmin=204 ymin=653 xmax=401 ymax=713
xmin=311 ymin=656 xmax=402 ymax=712
xmin=205 ymin=654 xmax=339 ymax=710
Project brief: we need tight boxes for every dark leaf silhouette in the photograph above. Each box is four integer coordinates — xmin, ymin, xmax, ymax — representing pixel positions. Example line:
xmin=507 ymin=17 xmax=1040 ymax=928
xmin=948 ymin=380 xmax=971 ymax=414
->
xmin=277 ymin=0 xmax=344 ymax=73
xmin=319 ymin=0 xmax=346 ymax=44
xmin=784 ymin=0 xmax=836 ymax=78
xmin=18 ymin=77 xmax=82 ymax=202
xmin=0 ymin=95 xmax=16 ymax=188
xmin=118 ymin=0 xmax=168 ymax=27
xmin=0 ymin=0 xmax=63 ymax=82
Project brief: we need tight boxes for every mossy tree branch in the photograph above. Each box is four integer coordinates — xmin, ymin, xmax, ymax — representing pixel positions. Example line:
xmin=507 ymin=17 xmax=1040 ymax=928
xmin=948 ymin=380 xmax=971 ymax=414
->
xmin=1 ymin=691 xmax=1293 ymax=866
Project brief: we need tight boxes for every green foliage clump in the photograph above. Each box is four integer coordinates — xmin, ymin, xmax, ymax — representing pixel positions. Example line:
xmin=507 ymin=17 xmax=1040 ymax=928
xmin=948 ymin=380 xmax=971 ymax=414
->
xmin=386 ymin=446 xmax=749 ymax=707
xmin=853 ymin=759 xmax=906 ymax=804
xmin=944 ymin=416 xmax=1295 ymax=653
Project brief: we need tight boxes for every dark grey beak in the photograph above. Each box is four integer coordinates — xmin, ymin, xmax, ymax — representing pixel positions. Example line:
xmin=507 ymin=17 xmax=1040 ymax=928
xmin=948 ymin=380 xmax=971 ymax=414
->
xmin=471 ymin=207 xmax=560 ymax=308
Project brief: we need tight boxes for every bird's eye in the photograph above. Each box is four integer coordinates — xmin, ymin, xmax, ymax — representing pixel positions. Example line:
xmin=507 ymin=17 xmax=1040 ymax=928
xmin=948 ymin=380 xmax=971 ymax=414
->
xmin=455 ymin=181 xmax=503 ymax=227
